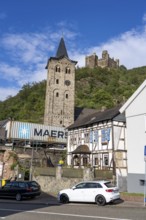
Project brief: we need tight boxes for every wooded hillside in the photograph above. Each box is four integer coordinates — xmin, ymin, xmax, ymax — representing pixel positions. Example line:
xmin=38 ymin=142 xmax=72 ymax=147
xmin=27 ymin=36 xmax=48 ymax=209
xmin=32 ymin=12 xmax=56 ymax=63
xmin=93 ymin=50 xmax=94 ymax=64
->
xmin=0 ymin=65 xmax=146 ymax=123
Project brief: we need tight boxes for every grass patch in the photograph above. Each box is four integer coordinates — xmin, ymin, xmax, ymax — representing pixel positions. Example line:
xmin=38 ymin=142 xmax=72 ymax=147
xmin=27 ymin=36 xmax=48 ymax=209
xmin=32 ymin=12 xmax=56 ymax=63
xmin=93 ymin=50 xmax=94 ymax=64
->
xmin=120 ymin=192 xmax=144 ymax=197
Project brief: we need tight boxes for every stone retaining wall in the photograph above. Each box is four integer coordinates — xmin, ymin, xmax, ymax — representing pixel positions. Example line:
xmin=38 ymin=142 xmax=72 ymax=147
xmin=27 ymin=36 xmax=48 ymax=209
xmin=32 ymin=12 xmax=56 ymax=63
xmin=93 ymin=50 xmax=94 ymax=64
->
xmin=33 ymin=166 xmax=94 ymax=194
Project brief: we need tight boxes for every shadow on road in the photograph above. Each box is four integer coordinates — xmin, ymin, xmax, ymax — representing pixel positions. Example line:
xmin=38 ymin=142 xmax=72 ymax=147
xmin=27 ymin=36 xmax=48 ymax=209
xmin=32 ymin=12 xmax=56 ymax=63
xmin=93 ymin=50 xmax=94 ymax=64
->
xmin=109 ymin=198 xmax=124 ymax=206
xmin=0 ymin=191 xmax=61 ymax=218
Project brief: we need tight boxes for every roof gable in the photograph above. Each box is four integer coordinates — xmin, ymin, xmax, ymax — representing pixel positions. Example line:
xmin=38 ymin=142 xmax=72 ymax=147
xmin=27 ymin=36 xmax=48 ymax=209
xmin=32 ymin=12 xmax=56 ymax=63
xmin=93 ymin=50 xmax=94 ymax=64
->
xmin=120 ymin=79 xmax=146 ymax=113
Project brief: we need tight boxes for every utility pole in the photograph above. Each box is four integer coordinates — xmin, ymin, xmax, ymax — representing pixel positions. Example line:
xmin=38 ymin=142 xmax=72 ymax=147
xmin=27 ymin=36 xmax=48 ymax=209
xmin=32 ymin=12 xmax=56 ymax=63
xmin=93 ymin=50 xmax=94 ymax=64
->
xmin=29 ymin=147 xmax=34 ymax=181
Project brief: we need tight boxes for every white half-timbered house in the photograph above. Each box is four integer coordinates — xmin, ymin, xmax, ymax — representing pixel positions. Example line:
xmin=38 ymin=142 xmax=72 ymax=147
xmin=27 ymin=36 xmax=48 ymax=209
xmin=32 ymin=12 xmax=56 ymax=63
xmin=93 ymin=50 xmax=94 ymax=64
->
xmin=67 ymin=106 xmax=127 ymax=189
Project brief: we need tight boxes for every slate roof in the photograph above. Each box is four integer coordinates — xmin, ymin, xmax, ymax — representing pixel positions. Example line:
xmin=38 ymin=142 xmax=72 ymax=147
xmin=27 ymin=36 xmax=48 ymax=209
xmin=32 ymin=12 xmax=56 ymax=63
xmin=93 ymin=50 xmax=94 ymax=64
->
xmin=45 ymin=37 xmax=77 ymax=69
xmin=0 ymin=119 xmax=9 ymax=139
xmin=56 ymin=37 xmax=68 ymax=58
xmin=68 ymin=105 xmax=125 ymax=130
xmin=74 ymin=107 xmax=99 ymax=121
xmin=0 ymin=119 xmax=9 ymax=128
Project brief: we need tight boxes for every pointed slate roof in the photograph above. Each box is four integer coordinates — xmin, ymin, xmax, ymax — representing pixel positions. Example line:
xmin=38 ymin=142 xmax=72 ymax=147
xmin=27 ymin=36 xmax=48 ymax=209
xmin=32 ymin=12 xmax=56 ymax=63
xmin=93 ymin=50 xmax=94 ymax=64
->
xmin=56 ymin=37 xmax=68 ymax=58
xmin=45 ymin=37 xmax=77 ymax=69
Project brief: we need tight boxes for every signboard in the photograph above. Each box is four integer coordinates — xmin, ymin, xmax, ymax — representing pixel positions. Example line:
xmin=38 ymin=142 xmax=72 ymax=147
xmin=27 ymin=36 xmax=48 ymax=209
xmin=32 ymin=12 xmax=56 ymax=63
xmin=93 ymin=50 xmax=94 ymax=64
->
xmin=8 ymin=121 xmax=67 ymax=144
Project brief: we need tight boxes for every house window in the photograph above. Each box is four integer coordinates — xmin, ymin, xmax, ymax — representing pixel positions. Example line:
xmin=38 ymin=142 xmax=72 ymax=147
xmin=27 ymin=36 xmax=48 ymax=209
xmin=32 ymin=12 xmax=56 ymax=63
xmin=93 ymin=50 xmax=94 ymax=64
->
xmin=83 ymin=157 xmax=88 ymax=166
xmin=101 ymin=128 xmax=110 ymax=143
xmin=103 ymin=154 xmax=109 ymax=166
xmin=84 ymin=132 xmax=89 ymax=143
xmin=73 ymin=137 xmax=77 ymax=144
xmin=94 ymin=130 xmax=98 ymax=143
xmin=94 ymin=158 xmax=99 ymax=165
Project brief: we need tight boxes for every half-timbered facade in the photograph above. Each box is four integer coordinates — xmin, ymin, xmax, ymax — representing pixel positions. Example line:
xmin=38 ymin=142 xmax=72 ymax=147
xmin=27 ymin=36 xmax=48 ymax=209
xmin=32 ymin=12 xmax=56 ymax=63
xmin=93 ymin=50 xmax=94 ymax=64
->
xmin=67 ymin=106 xmax=127 ymax=188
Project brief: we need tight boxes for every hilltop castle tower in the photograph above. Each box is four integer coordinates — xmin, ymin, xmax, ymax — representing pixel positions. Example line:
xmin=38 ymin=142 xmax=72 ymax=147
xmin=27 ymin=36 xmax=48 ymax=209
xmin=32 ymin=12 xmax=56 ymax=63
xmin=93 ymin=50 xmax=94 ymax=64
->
xmin=85 ymin=50 xmax=119 ymax=69
xmin=44 ymin=38 xmax=77 ymax=127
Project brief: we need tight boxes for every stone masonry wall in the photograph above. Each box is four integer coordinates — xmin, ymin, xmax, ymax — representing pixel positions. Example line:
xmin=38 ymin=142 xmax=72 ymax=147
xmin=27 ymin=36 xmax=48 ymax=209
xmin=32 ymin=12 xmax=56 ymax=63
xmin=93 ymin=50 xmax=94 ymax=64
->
xmin=33 ymin=167 xmax=94 ymax=194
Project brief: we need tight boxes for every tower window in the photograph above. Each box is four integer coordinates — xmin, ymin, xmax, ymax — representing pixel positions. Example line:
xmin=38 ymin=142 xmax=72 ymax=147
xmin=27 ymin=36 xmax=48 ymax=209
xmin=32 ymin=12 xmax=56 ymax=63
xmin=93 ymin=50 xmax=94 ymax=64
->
xmin=66 ymin=94 xmax=68 ymax=99
xmin=56 ymin=79 xmax=59 ymax=84
xmin=60 ymin=120 xmax=62 ymax=124
xmin=65 ymin=67 xmax=71 ymax=74
xmin=56 ymin=92 xmax=59 ymax=97
xmin=55 ymin=66 xmax=60 ymax=72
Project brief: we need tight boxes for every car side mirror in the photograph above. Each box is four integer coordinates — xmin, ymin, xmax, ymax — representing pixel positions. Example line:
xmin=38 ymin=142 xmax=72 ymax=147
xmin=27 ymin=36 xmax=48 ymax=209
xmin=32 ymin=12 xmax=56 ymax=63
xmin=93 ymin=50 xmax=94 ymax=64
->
xmin=72 ymin=186 xmax=76 ymax=190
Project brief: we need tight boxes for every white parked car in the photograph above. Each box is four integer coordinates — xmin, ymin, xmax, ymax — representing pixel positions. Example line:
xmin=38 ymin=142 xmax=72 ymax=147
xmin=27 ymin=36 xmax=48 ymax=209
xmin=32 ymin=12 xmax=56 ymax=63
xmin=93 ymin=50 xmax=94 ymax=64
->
xmin=58 ymin=180 xmax=120 ymax=206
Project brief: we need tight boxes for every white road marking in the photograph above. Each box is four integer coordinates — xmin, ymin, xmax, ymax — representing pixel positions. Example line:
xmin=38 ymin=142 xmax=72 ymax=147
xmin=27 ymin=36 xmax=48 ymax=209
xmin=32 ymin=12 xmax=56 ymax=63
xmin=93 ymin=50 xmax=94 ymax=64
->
xmin=0 ymin=208 xmax=132 ymax=220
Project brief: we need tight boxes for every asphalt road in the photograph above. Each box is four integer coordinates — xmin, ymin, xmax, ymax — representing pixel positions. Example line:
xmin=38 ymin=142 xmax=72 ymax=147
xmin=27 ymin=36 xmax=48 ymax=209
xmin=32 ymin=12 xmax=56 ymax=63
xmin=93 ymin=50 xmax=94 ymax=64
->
xmin=0 ymin=198 xmax=146 ymax=220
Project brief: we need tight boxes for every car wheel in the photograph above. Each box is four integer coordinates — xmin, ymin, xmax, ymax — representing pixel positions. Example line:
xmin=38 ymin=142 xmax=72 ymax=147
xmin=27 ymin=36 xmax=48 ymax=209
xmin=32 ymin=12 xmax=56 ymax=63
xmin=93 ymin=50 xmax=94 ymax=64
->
xmin=16 ymin=193 xmax=22 ymax=201
xmin=95 ymin=195 xmax=106 ymax=206
xmin=60 ymin=194 xmax=69 ymax=204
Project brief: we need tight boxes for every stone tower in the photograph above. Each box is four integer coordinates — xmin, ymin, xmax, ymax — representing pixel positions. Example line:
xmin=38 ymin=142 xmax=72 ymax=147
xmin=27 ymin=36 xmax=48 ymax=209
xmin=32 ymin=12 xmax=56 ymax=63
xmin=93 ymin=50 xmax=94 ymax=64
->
xmin=44 ymin=38 xmax=77 ymax=127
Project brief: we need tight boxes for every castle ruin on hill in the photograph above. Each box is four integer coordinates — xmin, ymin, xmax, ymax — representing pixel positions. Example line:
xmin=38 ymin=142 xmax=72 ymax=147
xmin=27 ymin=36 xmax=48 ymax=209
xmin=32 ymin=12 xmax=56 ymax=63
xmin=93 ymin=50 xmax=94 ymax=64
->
xmin=85 ymin=50 xmax=119 ymax=69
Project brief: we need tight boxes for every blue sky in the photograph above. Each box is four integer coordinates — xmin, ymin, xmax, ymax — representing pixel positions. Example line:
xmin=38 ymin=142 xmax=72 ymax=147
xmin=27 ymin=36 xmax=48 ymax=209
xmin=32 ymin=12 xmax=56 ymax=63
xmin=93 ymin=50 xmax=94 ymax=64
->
xmin=0 ymin=0 xmax=146 ymax=101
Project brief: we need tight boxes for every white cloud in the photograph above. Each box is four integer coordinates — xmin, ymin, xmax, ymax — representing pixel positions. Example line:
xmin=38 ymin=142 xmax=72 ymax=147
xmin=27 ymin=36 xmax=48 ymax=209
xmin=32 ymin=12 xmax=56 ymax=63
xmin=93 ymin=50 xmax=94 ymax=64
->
xmin=2 ymin=33 xmax=48 ymax=64
xmin=0 ymin=63 xmax=21 ymax=80
xmin=0 ymin=87 xmax=19 ymax=101
xmin=1 ymin=19 xmax=146 ymax=101
xmin=143 ymin=13 xmax=146 ymax=22
xmin=72 ymin=25 xmax=146 ymax=69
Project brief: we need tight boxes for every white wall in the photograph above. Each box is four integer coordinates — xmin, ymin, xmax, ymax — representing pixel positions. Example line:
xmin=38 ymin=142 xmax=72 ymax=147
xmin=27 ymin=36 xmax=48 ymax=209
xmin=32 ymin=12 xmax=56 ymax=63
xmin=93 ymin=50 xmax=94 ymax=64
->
xmin=127 ymin=115 xmax=146 ymax=174
xmin=125 ymin=87 xmax=146 ymax=118
xmin=124 ymin=87 xmax=146 ymax=175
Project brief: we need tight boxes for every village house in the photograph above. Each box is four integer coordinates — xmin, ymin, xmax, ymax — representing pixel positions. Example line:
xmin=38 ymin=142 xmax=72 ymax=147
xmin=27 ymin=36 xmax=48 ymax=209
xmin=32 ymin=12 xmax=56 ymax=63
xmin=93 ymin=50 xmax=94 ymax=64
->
xmin=67 ymin=105 xmax=127 ymax=191
xmin=120 ymin=79 xmax=146 ymax=193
